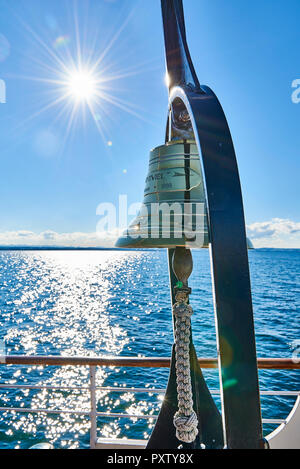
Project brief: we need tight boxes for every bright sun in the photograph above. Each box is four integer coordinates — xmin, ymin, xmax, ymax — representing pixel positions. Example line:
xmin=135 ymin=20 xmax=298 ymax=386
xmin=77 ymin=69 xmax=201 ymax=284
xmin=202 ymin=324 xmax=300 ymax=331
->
xmin=19 ymin=5 xmax=150 ymax=147
xmin=67 ymin=70 xmax=97 ymax=102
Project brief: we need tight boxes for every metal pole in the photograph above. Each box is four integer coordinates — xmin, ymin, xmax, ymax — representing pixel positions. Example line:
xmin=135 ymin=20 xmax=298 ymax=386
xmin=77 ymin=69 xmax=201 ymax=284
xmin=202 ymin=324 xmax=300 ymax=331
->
xmin=89 ymin=366 xmax=97 ymax=449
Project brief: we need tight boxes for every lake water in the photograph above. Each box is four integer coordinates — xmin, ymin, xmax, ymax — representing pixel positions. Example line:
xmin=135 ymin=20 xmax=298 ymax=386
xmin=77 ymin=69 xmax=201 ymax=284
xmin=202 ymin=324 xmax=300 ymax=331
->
xmin=0 ymin=249 xmax=299 ymax=449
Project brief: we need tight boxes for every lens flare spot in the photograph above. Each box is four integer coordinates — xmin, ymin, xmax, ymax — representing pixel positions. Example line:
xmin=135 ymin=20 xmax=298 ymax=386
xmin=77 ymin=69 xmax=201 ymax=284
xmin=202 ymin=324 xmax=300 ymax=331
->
xmin=223 ymin=378 xmax=238 ymax=390
xmin=53 ymin=35 xmax=70 ymax=50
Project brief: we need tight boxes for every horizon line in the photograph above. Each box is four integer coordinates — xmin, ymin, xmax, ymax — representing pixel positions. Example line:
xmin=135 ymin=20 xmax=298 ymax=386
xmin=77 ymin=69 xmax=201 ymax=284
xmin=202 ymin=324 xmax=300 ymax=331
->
xmin=0 ymin=246 xmax=299 ymax=251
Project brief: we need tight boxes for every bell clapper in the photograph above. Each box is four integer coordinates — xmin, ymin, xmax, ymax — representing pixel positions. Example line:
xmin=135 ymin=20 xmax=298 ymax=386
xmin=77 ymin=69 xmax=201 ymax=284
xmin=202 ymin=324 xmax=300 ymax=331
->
xmin=172 ymin=247 xmax=199 ymax=444
xmin=172 ymin=246 xmax=193 ymax=288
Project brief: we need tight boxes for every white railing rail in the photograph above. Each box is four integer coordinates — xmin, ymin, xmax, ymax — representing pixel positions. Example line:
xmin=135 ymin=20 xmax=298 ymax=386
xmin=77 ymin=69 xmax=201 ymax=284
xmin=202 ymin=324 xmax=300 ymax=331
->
xmin=0 ymin=355 xmax=299 ymax=448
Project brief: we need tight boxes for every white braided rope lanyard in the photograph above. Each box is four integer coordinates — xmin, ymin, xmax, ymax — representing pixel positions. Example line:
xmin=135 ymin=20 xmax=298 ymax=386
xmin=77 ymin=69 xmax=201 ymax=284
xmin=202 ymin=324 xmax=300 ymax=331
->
xmin=173 ymin=291 xmax=199 ymax=444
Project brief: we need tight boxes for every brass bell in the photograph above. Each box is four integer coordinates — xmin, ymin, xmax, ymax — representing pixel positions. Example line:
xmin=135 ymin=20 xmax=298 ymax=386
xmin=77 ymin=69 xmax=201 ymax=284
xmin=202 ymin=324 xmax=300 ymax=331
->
xmin=116 ymin=140 xmax=209 ymax=249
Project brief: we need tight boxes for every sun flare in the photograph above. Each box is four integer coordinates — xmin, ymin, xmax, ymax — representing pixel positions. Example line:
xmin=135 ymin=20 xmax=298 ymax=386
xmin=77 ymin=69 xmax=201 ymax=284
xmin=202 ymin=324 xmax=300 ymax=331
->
xmin=67 ymin=70 xmax=97 ymax=103
xmin=15 ymin=5 xmax=156 ymax=148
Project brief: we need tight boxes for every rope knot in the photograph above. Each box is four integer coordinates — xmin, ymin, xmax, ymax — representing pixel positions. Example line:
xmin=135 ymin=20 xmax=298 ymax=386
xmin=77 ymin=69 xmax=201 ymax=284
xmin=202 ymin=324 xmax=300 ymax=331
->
xmin=173 ymin=411 xmax=199 ymax=443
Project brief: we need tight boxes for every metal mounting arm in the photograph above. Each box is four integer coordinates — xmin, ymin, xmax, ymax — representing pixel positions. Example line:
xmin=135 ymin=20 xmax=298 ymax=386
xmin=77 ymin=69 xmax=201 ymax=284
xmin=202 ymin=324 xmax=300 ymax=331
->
xmin=161 ymin=0 xmax=201 ymax=91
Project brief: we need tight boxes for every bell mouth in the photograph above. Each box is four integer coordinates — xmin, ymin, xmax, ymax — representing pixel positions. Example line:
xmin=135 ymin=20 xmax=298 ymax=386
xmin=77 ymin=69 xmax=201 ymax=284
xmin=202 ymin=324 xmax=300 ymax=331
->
xmin=115 ymin=205 xmax=210 ymax=250
xmin=115 ymin=232 xmax=209 ymax=250
xmin=116 ymin=231 xmax=254 ymax=250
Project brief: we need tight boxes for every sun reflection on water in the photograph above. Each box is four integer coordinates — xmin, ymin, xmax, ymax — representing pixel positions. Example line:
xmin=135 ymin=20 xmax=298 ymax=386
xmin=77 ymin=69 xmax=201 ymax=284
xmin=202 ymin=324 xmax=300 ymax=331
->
xmin=1 ymin=250 xmax=166 ymax=448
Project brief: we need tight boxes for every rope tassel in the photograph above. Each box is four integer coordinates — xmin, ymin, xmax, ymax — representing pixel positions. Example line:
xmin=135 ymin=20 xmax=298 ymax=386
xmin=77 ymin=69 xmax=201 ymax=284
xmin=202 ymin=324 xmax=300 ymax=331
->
xmin=173 ymin=293 xmax=198 ymax=443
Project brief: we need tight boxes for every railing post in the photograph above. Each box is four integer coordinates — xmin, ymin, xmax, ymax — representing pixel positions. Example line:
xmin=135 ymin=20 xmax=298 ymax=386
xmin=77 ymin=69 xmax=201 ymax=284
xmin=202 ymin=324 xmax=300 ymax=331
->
xmin=89 ymin=366 xmax=97 ymax=449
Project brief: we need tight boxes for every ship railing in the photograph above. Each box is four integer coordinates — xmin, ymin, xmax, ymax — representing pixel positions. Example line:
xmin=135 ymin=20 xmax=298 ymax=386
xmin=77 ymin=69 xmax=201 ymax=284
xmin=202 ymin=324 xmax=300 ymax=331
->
xmin=0 ymin=356 xmax=299 ymax=449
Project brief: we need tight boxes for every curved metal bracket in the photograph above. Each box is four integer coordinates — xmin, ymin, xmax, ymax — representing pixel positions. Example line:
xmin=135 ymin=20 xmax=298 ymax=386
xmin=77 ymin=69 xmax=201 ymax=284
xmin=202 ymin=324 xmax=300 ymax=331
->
xmin=170 ymin=85 xmax=263 ymax=449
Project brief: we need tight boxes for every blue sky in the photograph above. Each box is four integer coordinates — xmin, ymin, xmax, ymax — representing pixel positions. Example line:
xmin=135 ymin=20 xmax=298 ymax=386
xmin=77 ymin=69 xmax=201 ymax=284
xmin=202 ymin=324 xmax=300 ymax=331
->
xmin=0 ymin=0 xmax=299 ymax=248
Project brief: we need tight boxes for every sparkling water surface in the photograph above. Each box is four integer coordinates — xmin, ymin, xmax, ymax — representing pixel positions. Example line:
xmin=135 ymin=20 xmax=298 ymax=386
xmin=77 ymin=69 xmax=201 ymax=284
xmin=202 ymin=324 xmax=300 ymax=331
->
xmin=0 ymin=249 xmax=299 ymax=449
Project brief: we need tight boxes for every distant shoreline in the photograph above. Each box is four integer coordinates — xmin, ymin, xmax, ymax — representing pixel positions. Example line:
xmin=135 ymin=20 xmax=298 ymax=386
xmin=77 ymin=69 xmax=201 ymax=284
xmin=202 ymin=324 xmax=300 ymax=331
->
xmin=0 ymin=246 xmax=128 ymax=251
xmin=0 ymin=246 xmax=298 ymax=251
